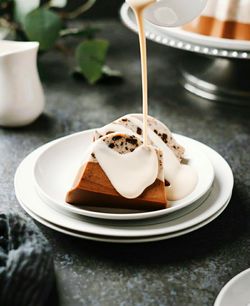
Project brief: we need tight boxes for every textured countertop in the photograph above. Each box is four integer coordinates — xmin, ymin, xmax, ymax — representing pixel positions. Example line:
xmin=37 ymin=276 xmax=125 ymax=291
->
xmin=1 ymin=21 xmax=250 ymax=306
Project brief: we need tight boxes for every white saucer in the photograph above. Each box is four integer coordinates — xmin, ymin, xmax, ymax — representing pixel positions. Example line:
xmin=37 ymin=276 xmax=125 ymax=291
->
xmin=20 ymin=195 xmax=231 ymax=243
xmin=14 ymin=132 xmax=233 ymax=239
xmin=33 ymin=130 xmax=214 ymax=220
xmin=214 ymin=268 xmax=250 ymax=306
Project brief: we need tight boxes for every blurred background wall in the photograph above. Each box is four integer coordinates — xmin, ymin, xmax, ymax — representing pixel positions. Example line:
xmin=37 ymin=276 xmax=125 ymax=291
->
xmin=68 ymin=0 xmax=124 ymax=19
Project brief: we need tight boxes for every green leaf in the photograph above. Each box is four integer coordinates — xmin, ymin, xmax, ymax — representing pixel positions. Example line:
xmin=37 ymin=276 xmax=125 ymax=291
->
xmin=14 ymin=0 xmax=40 ymax=24
xmin=75 ymin=39 xmax=109 ymax=84
xmin=24 ymin=8 xmax=62 ymax=51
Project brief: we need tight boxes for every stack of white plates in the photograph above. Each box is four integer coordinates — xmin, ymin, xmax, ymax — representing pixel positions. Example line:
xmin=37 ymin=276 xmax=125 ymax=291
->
xmin=14 ymin=130 xmax=233 ymax=243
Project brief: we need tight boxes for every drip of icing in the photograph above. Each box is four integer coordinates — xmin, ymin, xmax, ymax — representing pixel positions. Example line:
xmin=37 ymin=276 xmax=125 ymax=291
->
xmin=167 ymin=165 xmax=198 ymax=201
xmin=93 ymin=139 xmax=159 ymax=199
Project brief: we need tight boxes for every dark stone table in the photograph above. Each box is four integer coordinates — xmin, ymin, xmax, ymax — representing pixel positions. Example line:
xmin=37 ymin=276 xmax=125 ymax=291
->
xmin=1 ymin=21 xmax=250 ymax=306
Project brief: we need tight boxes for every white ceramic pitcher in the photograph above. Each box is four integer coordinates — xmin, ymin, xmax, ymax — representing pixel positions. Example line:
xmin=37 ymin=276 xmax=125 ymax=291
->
xmin=0 ymin=41 xmax=45 ymax=127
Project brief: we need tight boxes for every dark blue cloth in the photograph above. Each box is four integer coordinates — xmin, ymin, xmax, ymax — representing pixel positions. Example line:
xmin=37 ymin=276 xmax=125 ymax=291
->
xmin=0 ymin=213 xmax=55 ymax=306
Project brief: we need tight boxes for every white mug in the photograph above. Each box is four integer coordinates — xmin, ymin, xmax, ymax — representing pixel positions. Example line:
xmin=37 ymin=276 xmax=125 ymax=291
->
xmin=0 ymin=41 xmax=45 ymax=127
xmin=144 ymin=0 xmax=208 ymax=27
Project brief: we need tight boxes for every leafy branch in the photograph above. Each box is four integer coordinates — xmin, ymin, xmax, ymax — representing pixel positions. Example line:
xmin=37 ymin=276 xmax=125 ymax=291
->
xmin=59 ymin=0 xmax=96 ymax=19
xmin=0 ymin=0 xmax=121 ymax=84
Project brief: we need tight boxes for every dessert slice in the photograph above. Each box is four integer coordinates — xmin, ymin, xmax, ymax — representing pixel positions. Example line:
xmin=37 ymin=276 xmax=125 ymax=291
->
xmin=94 ymin=113 xmax=185 ymax=161
xmin=93 ymin=114 xmax=198 ymax=201
xmin=66 ymin=133 xmax=167 ymax=210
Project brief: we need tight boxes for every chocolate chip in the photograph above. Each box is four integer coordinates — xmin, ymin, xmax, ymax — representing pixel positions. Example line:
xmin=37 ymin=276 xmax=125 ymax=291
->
xmin=112 ymin=135 xmax=122 ymax=141
xmin=122 ymin=118 xmax=128 ymax=122
xmin=165 ymin=180 xmax=170 ymax=186
xmin=137 ymin=127 xmax=142 ymax=135
xmin=109 ymin=143 xmax=115 ymax=149
xmin=162 ymin=133 xmax=168 ymax=143
xmin=91 ymin=153 xmax=96 ymax=158
xmin=126 ymin=138 xmax=138 ymax=145
xmin=106 ymin=131 xmax=114 ymax=135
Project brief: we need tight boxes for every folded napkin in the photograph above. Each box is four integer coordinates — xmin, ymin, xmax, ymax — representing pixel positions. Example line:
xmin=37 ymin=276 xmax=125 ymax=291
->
xmin=0 ymin=212 xmax=55 ymax=306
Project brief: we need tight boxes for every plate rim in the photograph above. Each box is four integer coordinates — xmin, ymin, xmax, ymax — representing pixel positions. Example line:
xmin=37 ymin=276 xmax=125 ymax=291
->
xmin=32 ymin=130 xmax=215 ymax=221
xmin=19 ymin=194 xmax=231 ymax=243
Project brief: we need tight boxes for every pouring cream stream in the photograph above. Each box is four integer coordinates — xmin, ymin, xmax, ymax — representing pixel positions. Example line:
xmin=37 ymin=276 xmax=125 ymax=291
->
xmin=126 ymin=0 xmax=156 ymax=146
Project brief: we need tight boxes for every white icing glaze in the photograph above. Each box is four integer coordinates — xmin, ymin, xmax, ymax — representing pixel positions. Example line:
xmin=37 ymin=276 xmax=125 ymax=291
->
xmin=93 ymin=139 xmax=159 ymax=199
xmin=127 ymin=115 xmax=181 ymax=182
xmin=95 ymin=114 xmax=198 ymax=201
xmin=166 ymin=163 xmax=198 ymax=201
xmin=126 ymin=115 xmax=198 ymax=201
xmin=202 ymin=0 xmax=250 ymax=23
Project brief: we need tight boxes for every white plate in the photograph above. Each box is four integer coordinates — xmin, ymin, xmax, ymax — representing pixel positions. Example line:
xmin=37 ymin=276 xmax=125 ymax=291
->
xmin=122 ymin=3 xmax=250 ymax=51
xmin=31 ymin=137 xmax=214 ymax=227
xmin=214 ymin=268 xmax=250 ymax=306
xmin=14 ymin=136 xmax=233 ymax=238
xmin=20 ymin=196 xmax=231 ymax=243
xmin=33 ymin=130 xmax=214 ymax=221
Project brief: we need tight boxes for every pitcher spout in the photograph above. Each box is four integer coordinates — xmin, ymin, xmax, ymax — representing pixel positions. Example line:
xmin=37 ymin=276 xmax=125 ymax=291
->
xmin=0 ymin=40 xmax=39 ymax=57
